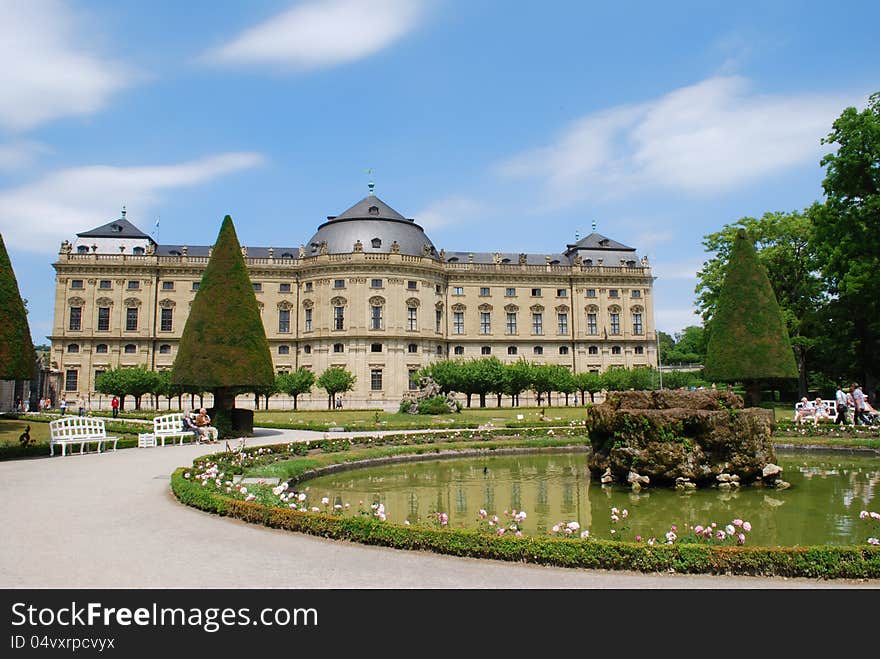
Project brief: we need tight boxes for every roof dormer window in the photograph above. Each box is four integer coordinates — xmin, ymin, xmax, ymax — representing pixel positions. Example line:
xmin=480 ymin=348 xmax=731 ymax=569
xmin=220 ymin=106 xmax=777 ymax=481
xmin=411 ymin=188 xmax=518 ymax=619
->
xmin=368 ymin=206 xmax=379 ymax=216
xmin=132 ymin=246 xmax=145 ymax=255
xmin=110 ymin=224 xmax=122 ymax=233
xmin=371 ymin=238 xmax=382 ymax=249
xmin=77 ymin=246 xmax=89 ymax=253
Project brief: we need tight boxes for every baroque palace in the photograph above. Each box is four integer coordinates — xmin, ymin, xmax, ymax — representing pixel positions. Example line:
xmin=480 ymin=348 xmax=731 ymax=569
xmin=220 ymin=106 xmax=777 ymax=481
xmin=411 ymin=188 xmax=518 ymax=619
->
xmin=50 ymin=191 xmax=657 ymax=409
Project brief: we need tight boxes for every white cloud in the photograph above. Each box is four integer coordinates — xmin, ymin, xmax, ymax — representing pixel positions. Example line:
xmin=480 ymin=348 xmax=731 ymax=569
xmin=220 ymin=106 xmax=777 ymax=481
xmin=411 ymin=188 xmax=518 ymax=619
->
xmin=0 ymin=152 xmax=265 ymax=252
xmin=206 ymin=0 xmax=427 ymax=71
xmin=416 ymin=195 xmax=486 ymax=231
xmin=0 ymin=141 xmax=51 ymax=172
xmin=497 ymin=76 xmax=852 ymax=206
xmin=0 ymin=0 xmax=133 ymax=131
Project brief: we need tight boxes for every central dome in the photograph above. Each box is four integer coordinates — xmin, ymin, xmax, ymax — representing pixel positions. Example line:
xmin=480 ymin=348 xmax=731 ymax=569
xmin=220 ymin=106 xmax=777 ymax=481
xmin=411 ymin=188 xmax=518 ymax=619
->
xmin=305 ymin=194 xmax=438 ymax=258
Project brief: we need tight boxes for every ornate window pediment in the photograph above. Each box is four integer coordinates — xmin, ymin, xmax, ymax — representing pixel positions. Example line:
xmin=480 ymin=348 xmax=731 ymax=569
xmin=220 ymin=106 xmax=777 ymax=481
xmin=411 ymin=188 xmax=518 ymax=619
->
xmin=555 ymin=304 xmax=570 ymax=313
xmin=478 ymin=303 xmax=493 ymax=312
xmin=158 ymin=298 xmax=176 ymax=309
xmin=369 ymin=296 xmax=386 ymax=306
xmin=406 ymin=297 xmax=420 ymax=308
xmin=504 ymin=304 xmax=519 ymax=313
xmin=330 ymin=296 xmax=347 ymax=307
xmin=123 ymin=297 xmax=142 ymax=308
xmin=608 ymin=305 xmax=621 ymax=313
xmin=631 ymin=305 xmax=643 ymax=313
xmin=435 ymin=301 xmax=444 ymax=310
xmin=302 ymin=299 xmax=314 ymax=309
xmin=451 ymin=303 xmax=466 ymax=312
xmin=586 ymin=304 xmax=599 ymax=313
xmin=530 ymin=304 xmax=544 ymax=313
xmin=68 ymin=296 xmax=86 ymax=307
xmin=95 ymin=297 xmax=114 ymax=307
xmin=278 ymin=300 xmax=293 ymax=311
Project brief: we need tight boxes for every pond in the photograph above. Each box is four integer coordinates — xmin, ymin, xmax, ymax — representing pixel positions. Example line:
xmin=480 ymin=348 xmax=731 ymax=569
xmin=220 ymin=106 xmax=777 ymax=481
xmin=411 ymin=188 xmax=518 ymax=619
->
xmin=297 ymin=449 xmax=880 ymax=546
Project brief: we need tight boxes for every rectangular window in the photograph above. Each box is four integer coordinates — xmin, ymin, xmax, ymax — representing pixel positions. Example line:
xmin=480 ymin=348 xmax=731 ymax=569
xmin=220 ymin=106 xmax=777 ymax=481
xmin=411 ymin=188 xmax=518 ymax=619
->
xmin=632 ymin=313 xmax=643 ymax=335
xmin=162 ymin=281 xmax=174 ymax=290
xmin=279 ymin=283 xmax=291 ymax=293
xmin=531 ymin=288 xmax=541 ymax=297
xmin=97 ymin=307 xmax=110 ymax=331
xmin=127 ymin=281 xmax=140 ymax=290
xmin=408 ymin=307 xmax=418 ymax=331
xmin=371 ymin=305 xmax=383 ymax=330
xmin=305 ymin=282 xmax=313 ymax=292
xmin=587 ymin=313 xmax=597 ymax=335
xmin=408 ymin=369 xmax=419 ymax=390
xmin=371 ymin=369 xmax=383 ymax=391
xmin=505 ymin=287 xmax=516 ymax=297
xmin=532 ymin=313 xmax=543 ymax=335
xmin=371 ymin=279 xmax=383 ymax=288
xmin=610 ymin=313 xmax=620 ymax=335
xmin=557 ymin=313 xmax=568 ymax=335
xmin=609 ymin=289 xmax=619 ymax=298
xmin=71 ymin=279 xmax=84 ymax=289
xmin=252 ymin=283 xmax=262 ymax=292
xmin=481 ymin=346 xmax=491 ymax=355
xmin=479 ymin=287 xmax=490 ymax=296
xmin=160 ymin=308 xmax=173 ymax=332
xmin=453 ymin=312 xmax=464 ymax=334
xmin=305 ymin=308 xmax=313 ymax=332
xmin=334 ymin=306 xmax=344 ymax=330
xmin=371 ymin=343 xmax=382 ymax=353
xmin=334 ymin=279 xmax=345 ymax=289
xmin=279 ymin=309 xmax=290 ymax=333
xmin=99 ymin=280 xmax=111 ymax=289
xmin=126 ymin=307 xmax=138 ymax=331
xmin=452 ymin=286 xmax=464 ymax=296
xmin=557 ymin=288 xmax=568 ymax=297
xmin=69 ymin=307 xmax=82 ymax=331
xmin=407 ymin=280 xmax=418 ymax=290
xmin=586 ymin=289 xmax=596 ymax=298
xmin=191 ymin=282 xmax=200 ymax=291
xmin=65 ymin=369 xmax=78 ymax=392
xmin=631 ymin=290 xmax=641 ymax=298
xmin=480 ymin=312 xmax=491 ymax=334
xmin=435 ymin=309 xmax=442 ymax=333
xmin=506 ymin=312 xmax=517 ymax=334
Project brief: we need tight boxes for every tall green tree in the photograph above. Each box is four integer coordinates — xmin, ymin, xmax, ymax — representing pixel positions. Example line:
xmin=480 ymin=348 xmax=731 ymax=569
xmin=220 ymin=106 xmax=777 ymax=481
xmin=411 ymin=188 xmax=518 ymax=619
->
xmin=572 ymin=371 xmax=603 ymax=404
xmin=703 ymin=230 xmax=798 ymax=404
xmin=696 ymin=209 xmax=824 ymax=396
xmin=96 ymin=367 xmax=158 ymax=410
xmin=172 ymin=216 xmax=274 ymax=434
xmin=276 ymin=368 xmax=315 ymax=411
xmin=503 ymin=360 xmax=533 ymax=407
xmin=0 ymin=233 xmax=36 ymax=381
xmin=316 ymin=367 xmax=356 ymax=410
xmin=814 ymin=92 xmax=880 ymax=393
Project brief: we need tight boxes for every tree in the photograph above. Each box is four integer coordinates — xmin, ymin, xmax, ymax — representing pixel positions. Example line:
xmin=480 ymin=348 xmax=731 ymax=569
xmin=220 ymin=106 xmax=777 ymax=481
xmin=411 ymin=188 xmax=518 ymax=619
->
xmin=503 ymin=360 xmax=532 ymax=407
xmin=551 ymin=366 xmax=576 ymax=405
xmin=95 ymin=367 xmax=158 ymax=410
xmin=171 ymin=215 xmax=274 ymax=435
xmin=276 ymin=368 xmax=315 ymax=410
xmin=419 ymin=360 xmax=464 ymax=396
xmin=601 ymin=366 xmax=630 ymax=392
xmin=696 ymin=209 xmax=824 ymax=396
xmin=152 ymin=370 xmax=177 ymax=410
xmin=529 ymin=364 xmax=557 ymax=407
xmin=0 ymin=233 xmax=36 ymax=380
xmin=703 ymin=230 xmax=798 ymax=405
xmin=572 ymin=371 xmax=603 ymax=404
xmin=316 ymin=367 xmax=356 ymax=409
xmin=465 ymin=357 xmax=504 ymax=408
xmin=814 ymin=92 xmax=880 ymax=393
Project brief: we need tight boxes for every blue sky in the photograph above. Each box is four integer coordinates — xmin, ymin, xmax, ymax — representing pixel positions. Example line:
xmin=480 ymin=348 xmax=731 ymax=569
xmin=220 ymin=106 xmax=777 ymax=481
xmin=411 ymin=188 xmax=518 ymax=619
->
xmin=1 ymin=0 xmax=877 ymax=344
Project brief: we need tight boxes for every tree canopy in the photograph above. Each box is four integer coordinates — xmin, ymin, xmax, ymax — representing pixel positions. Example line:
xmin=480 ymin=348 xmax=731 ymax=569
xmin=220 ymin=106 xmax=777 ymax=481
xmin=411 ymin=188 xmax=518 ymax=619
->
xmin=277 ymin=368 xmax=316 ymax=411
xmin=703 ymin=230 xmax=797 ymax=403
xmin=0 ymin=233 xmax=36 ymax=380
xmin=172 ymin=215 xmax=274 ymax=404
xmin=316 ymin=367 xmax=356 ymax=409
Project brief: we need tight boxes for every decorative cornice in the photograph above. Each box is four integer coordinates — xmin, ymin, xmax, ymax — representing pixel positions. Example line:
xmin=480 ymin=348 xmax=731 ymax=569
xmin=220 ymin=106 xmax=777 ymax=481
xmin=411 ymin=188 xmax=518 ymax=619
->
xmin=68 ymin=296 xmax=86 ymax=307
xmin=530 ymin=304 xmax=544 ymax=313
xmin=302 ymin=299 xmax=314 ymax=309
xmin=158 ymin=298 xmax=176 ymax=309
xmin=504 ymin=304 xmax=519 ymax=313
xmin=478 ymin=303 xmax=493 ymax=312
xmin=278 ymin=300 xmax=293 ymax=311
xmin=406 ymin=297 xmax=421 ymax=308
xmin=451 ymin=303 xmax=466 ymax=312
xmin=95 ymin=297 xmax=114 ymax=307
xmin=369 ymin=296 xmax=386 ymax=306
xmin=330 ymin=296 xmax=347 ymax=306
xmin=555 ymin=304 xmax=570 ymax=313
xmin=123 ymin=297 xmax=142 ymax=308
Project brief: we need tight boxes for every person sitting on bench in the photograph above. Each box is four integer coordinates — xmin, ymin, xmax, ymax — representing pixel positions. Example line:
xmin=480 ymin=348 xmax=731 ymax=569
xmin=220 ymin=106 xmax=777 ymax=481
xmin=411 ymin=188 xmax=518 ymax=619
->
xmin=194 ymin=408 xmax=218 ymax=443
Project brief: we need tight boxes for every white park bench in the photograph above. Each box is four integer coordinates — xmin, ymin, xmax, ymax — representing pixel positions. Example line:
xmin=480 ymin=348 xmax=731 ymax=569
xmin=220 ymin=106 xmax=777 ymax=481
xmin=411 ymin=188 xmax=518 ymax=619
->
xmin=150 ymin=413 xmax=197 ymax=446
xmin=794 ymin=399 xmax=838 ymax=424
xmin=49 ymin=417 xmax=118 ymax=456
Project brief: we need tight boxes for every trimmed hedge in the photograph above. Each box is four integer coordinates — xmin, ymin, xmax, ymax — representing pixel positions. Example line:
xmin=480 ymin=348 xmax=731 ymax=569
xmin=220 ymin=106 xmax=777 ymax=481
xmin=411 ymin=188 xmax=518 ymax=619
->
xmin=171 ymin=439 xmax=880 ymax=579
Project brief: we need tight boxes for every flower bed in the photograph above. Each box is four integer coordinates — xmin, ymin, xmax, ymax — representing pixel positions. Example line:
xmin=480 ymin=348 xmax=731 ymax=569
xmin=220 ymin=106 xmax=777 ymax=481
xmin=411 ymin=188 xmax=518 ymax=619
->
xmin=171 ymin=432 xmax=880 ymax=579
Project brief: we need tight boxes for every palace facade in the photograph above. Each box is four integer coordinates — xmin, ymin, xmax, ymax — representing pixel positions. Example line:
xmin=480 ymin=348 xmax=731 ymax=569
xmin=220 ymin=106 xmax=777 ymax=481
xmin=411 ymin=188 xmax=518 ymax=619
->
xmin=50 ymin=192 xmax=657 ymax=409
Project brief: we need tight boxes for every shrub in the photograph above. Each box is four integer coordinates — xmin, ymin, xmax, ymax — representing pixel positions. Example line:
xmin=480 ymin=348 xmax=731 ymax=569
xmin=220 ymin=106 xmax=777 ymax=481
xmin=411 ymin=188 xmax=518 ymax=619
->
xmin=418 ymin=396 xmax=455 ymax=415
xmin=399 ymin=399 xmax=414 ymax=414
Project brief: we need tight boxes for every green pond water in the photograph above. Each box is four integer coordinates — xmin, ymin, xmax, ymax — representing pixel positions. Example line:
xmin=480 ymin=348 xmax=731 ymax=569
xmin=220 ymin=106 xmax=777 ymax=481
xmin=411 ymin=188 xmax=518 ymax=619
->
xmin=297 ymin=449 xmax=880 ymax=546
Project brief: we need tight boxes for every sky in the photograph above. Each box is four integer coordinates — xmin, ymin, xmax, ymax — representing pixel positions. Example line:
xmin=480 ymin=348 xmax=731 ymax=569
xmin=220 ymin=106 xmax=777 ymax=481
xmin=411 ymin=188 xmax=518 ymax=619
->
xmin=1 ymin=0 xmax=877 ymax=345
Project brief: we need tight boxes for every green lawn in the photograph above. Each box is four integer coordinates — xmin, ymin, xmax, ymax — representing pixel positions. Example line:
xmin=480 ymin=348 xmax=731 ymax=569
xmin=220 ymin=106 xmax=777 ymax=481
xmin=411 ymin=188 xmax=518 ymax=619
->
xmin=253 ymin=405 xmax=589 ymax=430
xmin=0 ymin=418 xmax=52 ymax=447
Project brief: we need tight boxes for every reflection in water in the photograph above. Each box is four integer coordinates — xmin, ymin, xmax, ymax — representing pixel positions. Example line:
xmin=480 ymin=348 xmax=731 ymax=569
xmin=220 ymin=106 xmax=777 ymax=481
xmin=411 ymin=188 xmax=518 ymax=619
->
xmin=300 ymin=450 xmax=880 ymax=546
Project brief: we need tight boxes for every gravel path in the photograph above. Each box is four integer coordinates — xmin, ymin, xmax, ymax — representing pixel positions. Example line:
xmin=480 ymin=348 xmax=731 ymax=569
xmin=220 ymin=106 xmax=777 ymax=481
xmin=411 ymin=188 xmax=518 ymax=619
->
xmin=1 ymin=427 xmax=876 ymax=589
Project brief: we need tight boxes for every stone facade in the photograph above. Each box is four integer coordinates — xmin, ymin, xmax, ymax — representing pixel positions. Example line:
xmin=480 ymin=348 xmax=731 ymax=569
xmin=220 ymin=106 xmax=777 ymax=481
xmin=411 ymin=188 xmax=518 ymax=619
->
xmin=49 ymin=195 xmax=657 ymax=409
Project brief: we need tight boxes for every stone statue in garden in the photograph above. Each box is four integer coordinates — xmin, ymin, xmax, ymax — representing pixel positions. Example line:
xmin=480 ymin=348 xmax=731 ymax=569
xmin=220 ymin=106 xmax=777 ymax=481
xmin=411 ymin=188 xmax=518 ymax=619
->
xmin=403 ymin=376 xmax=459 ymax=414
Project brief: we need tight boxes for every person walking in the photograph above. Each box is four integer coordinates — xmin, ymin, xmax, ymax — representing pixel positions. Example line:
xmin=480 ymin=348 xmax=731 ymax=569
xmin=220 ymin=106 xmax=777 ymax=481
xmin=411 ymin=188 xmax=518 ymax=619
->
xmin=59 ymin=398 xmax=67 ymax=416
xmin=77 ymin=394 xmax=85 ymax=417
xmin=111 ymin=396 xmax=120 ymax=418
xmin=852 ymin=383 xmax=869 ymax=425
xmin=834 ymin=384 xmax=849 ymax=425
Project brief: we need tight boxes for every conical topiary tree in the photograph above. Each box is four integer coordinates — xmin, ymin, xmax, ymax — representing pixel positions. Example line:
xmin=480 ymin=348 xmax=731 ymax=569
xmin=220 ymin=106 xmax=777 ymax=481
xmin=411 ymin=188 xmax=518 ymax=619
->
xmin=703 ymin=229 xmax=797 ymax=405
xmin=172 ymin=215 xmax=274 ymax=436
xmin=0 ymin=233 xmax=36 ymax=381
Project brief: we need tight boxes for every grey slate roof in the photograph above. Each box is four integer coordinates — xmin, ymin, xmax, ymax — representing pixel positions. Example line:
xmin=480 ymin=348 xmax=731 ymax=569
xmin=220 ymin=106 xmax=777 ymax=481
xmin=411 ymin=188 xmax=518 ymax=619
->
xmin=77 ymin=218 xmax=154 ymax=240
xmin=564 ymin=232 xmax=635 ymax=253
xmin=328 ymin=194 xmax=410 ymax=222
xmin=156 ymin=245 xmax=301 ymax=258
xmin=443 ymin=251 xmax=569 ymax=266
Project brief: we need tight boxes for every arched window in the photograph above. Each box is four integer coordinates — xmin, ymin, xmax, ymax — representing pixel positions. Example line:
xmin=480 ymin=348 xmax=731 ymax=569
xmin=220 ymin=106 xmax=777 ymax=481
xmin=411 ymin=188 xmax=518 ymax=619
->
xmin=95 ymin=344 xmax=108 ymax=354
xmin=334 ymin=343 xmax=344 ymax=353
xmin=67 ymin=343 xmax=79 ymax=353
xmin=453 ymin=345 xmax=464 ymax=355
xmin=436 ymin=345 xmax=444 ymax=355
xmin=124 ymin=344 xmax=137 ymax=354
xmin=481 ymin=346 xmax=491 ymax=355
xmin=407 ymin=343 xmax=418 ymax=353
xmin=588 ymin=345 xmax=598 ymax=355
xmin=278 ymin=345 xmax=290 ymax=355
xmin=635 ymin=346 xmax=644 ymax=355
xmin=159 ymin=344 xmax=171 ymax=354
xmin=303 ymin=345 xmax=311 ymax=354
xmin=507 ymin=346 xmax=517 ymax=355
xmin=612 ymin=345 xmax=622 ymax=355
xmin=533 ymin=346 xmax=543 ymax=355
xmin=559 ymin=346 xmax=569 ymax=355
xmin=132 ymin=246 xmax=145 ymax=255
xmin=281 ymin=252 xmax=295 ymax=259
